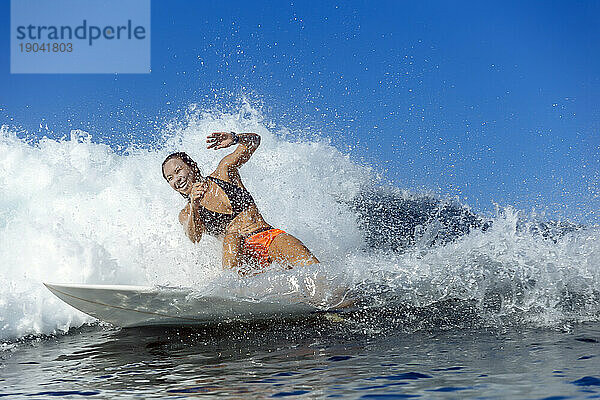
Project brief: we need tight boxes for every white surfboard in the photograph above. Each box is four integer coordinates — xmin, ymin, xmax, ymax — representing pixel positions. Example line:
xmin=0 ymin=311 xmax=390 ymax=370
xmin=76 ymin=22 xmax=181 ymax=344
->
xmin=44 ymin=283 xmax=319 ymax=328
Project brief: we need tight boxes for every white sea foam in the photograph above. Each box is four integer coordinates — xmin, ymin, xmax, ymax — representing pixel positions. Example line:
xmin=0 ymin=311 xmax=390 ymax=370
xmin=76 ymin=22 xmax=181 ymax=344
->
xmin=1 ymin=104 xmax=599 ymax=341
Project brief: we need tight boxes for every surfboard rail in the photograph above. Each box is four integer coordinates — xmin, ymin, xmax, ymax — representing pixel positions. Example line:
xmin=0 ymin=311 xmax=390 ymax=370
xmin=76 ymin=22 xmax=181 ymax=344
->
xmin=44 ymin=282 xmax=318 ymax=328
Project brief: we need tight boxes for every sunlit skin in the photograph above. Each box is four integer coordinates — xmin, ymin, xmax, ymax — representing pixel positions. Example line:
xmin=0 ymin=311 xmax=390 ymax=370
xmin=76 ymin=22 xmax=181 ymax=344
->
xmin=163 ymin=132 xmax=319 ymax=274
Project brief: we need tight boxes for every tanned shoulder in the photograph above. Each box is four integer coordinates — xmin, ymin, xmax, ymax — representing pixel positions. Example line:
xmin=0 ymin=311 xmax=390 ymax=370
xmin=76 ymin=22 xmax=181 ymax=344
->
xmin=178 ymin=204 xmax=190 ymax=225
xmin=212 ymin=162 xmax=244 ymax=188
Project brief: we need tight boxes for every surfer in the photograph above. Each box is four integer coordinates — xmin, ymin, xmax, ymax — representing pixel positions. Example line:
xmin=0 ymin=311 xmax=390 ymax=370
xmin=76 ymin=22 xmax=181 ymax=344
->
xmin=162 ymin=131 xmax=319 ymax=275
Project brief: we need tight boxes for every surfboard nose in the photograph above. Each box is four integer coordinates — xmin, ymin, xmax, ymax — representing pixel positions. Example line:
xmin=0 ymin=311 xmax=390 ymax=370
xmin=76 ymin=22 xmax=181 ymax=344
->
xmin=43 ymin=282 xmax=61 ymax=296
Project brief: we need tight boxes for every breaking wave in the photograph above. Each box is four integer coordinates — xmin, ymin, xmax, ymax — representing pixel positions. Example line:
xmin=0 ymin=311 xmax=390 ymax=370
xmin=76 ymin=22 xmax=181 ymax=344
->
xmin=1 ymin=103 xmax=598 ymax=342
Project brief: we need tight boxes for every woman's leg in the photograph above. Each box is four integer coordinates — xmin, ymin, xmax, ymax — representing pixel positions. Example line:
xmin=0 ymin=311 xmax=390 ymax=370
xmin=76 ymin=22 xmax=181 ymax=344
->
xmin=268 ymin=233 xmax=319 ymax=267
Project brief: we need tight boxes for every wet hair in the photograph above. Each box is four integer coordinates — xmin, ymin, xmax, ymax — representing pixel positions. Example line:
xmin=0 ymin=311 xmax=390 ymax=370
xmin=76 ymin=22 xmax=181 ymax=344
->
xmin=162 ymin=152 xmax=202 ymax=200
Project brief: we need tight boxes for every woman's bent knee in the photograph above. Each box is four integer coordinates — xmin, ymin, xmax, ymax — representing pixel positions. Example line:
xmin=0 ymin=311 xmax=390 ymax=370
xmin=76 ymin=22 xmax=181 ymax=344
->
xmin=269 ymin=233 xmax=319 ymax=266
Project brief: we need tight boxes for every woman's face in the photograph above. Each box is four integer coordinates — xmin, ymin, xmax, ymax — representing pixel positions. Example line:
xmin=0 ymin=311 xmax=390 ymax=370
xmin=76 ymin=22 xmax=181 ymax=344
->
xmin=163 ymin=158 xmax=195 ymax=196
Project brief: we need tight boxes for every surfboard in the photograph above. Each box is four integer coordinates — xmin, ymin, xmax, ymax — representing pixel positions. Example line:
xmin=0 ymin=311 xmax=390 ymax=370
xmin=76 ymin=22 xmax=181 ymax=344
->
xmin=44 ymin=283 xmax=319 ymax=328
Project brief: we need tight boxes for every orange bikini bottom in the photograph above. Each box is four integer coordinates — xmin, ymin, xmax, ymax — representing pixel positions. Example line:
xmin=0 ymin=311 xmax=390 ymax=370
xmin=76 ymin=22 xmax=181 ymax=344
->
xmin=244 ymin=228 xmax=285 ymax=268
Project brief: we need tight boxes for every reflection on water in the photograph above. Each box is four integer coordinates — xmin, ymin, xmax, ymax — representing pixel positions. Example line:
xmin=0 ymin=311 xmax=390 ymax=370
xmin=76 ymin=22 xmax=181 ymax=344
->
xmin=1 ymin=317 xmax=600 ymax=398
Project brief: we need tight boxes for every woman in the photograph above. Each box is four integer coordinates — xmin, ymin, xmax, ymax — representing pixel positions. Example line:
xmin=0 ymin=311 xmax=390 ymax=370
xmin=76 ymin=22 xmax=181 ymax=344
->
xmin=162 ymin=131 xmax=319 ymax=276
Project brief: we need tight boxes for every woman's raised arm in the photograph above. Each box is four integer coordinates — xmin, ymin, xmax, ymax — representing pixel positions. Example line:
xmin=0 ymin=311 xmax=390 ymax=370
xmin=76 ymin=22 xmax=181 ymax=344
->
xmin=207 ymin=131 xmax=261 ymax=175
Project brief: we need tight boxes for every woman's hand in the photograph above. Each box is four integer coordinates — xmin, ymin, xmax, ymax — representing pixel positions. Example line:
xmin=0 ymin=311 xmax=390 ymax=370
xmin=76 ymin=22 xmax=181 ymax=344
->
xmin=189 ymin=180 xmax=210 ymax=208
xmin=207 ymin=132 xmax=237 ymax=150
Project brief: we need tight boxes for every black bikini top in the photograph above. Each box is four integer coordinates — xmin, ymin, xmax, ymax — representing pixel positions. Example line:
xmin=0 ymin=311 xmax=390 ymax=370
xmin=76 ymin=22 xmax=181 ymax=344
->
xmin=196 ymin=176 xmax=255 ymax=236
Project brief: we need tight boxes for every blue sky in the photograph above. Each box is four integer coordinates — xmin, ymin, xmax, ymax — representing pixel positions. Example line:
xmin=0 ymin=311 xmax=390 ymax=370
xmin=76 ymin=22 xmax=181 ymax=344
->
xmin=1 ymin=0 xmax=599 ymax=222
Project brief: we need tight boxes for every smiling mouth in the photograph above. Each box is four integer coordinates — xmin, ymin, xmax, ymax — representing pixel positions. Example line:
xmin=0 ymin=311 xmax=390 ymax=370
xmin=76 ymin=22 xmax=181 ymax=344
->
xmin=175 ymin=179 xmax=188 ymax=191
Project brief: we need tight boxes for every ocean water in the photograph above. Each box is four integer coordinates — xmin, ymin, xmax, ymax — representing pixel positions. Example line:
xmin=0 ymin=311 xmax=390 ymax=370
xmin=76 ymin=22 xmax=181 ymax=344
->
xmin=0 ymin=321 xmax=599 ymax=398
xmin=1 ymin=104 xmax=599 ymax=398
